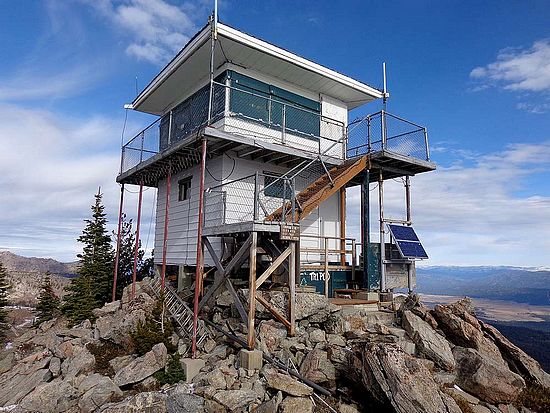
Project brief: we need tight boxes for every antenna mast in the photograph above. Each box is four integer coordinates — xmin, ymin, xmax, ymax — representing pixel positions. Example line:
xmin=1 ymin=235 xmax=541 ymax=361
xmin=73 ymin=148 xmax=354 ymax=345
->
xmin=382 ymin=62 xmax=388 ymax=111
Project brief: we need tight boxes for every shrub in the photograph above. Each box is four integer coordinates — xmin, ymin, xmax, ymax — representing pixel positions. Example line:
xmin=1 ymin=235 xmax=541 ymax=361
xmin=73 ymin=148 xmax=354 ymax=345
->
xmin=154 ymin=353 xmax=186 ymax=385
xmin=131 ymin=294 xmax=176 ymax=356
xmin=88 ymin=341 xmax=128 ymax=376
xmin=515 ymin=384 xmax=550 ymax=413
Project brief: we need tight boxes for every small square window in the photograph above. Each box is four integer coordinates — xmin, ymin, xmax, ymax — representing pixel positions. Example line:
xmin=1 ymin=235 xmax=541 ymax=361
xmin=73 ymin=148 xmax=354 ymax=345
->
xmin=178 ymin=178 xmax=191 ymax=201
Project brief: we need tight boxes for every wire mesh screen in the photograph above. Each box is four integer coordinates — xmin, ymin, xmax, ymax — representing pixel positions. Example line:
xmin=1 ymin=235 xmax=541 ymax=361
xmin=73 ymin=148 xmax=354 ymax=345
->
xmin=346 ymin=111 xmax=429 ymax=161
xmin=121 ymin=118 xmax=160 ymax=173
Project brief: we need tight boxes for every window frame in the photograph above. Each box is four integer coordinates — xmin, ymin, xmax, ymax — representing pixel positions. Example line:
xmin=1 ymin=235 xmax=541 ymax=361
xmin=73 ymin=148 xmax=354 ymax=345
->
xmin=178 ymin=177 xmax=192 ymax=202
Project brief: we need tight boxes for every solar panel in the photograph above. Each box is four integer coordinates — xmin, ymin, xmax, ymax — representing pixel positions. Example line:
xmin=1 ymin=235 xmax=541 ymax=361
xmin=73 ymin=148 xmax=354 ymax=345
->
xmin=387 ymin=224 xmax=428 ymax=259
xmin=387 ymin=224 xmax=419 ymax=242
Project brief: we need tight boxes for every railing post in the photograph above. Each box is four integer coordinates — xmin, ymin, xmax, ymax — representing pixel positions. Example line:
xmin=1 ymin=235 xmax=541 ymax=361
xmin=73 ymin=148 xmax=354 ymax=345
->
xmin=424 ymin=128 xmax=430 ymax=161
xmin=253 ymin=172 xmax=259 ymax=221
xmin=381 ymin=110 xmax=387 ymax=151
xmin=168 ymin=110 xmax=173 ymax=146
xmin=323 ymin=237 xmax=329 ymax=298
xmin=139 ymin=131 xmax=145 ymax=162
xmin=282 ymin=105 xmax=286 ymax=144
xmin=367 ymin=116 xmax=371 ymax=153
xmin=281 ymin=179 xmax=287 ymax=221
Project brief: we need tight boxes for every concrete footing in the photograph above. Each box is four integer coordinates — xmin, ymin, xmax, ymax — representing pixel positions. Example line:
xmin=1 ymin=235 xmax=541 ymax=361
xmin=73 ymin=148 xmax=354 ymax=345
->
xmin=239 ymin=349 xmax=263 ymax=370
xmin=181 ymin=358 xmax=206 ymax=383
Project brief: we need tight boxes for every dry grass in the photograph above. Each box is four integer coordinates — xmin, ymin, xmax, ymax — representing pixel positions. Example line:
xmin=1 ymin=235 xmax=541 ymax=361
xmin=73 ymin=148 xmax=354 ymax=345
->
xmin=515 ymin=384 xmax=550 ymax=413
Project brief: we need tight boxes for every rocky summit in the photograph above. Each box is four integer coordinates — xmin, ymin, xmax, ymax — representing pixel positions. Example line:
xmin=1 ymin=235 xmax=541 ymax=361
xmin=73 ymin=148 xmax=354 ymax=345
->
xmin=0 ymin=280 xmax=548 ymax=413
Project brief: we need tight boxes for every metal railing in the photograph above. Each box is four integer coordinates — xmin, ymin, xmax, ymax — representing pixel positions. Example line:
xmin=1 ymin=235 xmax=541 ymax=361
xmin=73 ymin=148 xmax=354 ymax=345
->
xmin=119 ymin=82 xmax=347 ymax=174
xmin=347 ymin=110 xmax=430 ymax=161
xmin=203 ymin=172 xmax=297 ymax=228
xmin=120 ymin=118 xmax=161 ymax=173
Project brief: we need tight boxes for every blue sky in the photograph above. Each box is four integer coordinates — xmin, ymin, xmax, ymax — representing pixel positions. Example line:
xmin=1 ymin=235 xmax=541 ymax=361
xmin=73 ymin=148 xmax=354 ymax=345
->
xmin=0 ymin=0 xmax=549 ymax=266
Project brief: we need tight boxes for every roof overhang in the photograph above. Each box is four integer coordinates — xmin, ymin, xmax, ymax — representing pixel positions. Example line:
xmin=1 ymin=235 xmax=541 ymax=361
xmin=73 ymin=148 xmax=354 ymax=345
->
xmin=132 ymin=23 xmax=383 ymax=115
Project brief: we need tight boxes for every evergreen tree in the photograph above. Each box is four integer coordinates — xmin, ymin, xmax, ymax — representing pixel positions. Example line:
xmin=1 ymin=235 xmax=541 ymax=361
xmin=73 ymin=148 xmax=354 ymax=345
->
xmin=62 ymin=190 xmax=114 ymax=325
xmin=0 ymin=262 xmax=10 ymax=344
xmin=113 ymin=213 xmax=145 ymax=300
xmin=35 ymin=273 xmax=60 ymax=324
xmin=131 ymin=294 xmax=175 ymax=355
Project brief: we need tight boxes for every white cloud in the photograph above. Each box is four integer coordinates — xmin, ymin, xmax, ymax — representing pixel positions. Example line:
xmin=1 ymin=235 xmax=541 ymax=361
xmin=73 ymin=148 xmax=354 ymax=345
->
xmin=346 ymin=141 xmax=550 ymax=267
xmin=88 ymin=0 xmax=210 ymax=64
xmin=0 ymin=104 xmax=156 ymax=261
xmin=470 ymin=39 xmax=550 ymax=92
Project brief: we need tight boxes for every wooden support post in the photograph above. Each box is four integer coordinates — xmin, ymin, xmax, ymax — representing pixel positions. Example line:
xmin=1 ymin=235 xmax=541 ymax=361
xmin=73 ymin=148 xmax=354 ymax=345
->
xmin=131 ymin=181 xmax=144 ymax=300
xmin=361 ymin=170 xmax=370 ymax=289
xmin=112 ymin=183 xmax=124 ymax=302
xmin=339 ymin=187 xmax=346 ymax=265
xmin=247 ymin=232 xmax=258 ymax=349
xmin=379 ymin=170 xmax=386 ymax=292
xmin=288 ymin=241 xmax=296 ymax=336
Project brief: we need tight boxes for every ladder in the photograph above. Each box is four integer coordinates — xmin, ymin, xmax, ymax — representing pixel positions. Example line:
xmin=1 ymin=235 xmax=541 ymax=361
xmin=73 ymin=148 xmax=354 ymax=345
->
xmin=148 ymin=277 xmax=209 ymax=347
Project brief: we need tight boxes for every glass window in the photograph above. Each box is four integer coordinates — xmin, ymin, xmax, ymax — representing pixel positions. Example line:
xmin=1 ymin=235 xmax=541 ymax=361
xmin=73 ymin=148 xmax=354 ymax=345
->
xmin=178 ymin=178 xmax=191 ymax=201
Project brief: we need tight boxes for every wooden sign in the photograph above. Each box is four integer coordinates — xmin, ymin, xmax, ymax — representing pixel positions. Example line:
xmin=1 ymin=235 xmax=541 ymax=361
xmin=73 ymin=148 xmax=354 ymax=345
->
xmin=280 ymin=223 xmax=300 ymax=241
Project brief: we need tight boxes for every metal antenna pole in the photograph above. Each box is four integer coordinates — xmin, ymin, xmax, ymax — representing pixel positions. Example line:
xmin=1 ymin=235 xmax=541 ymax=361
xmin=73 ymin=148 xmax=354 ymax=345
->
xmin=161 ymin=165 xmax=172 ymax=291
xmin=207 ymin=6 xmax=217 ymax=124
xmin=382 ymin=62 xmax=388 ymax=111
xmin=112 ymin=184 xmax=125 ymax=302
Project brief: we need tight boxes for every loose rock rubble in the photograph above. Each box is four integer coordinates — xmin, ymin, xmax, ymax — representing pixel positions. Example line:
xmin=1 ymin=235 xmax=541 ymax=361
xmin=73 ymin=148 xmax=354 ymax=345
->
xmin=0 ymin=281 xmax=548 ymax=412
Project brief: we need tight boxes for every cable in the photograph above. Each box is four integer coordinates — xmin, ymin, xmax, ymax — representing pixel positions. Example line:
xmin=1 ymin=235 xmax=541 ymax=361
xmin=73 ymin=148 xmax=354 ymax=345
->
xmin=124 ymin=186 xmax=151 ymax=194
xmin=206 ymin=153 xmax=236 ymax=182
xmin=121 ymin=109 xmax=129 ymax=147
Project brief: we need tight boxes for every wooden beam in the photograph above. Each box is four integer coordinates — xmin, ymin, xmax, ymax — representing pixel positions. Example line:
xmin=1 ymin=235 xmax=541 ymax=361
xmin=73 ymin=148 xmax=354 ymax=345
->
xmin=198 ymin=235 xmax=252 ymax=311
xmin=339 ymin=187 xmax=346 ymax=266
xmin=247 ymin=232 xmax=258 ymax=349
xmin=225 ymin=278 xmax=248 ymax=326
xmin=203 ymin=237 xmax=224 ymax=274
xmin=255 ymin=246 xmax=292 ymax=289
xmin=255 ymin=293 xmax=291 ymax=329
xmin=288 ymin=241 xmax=296 ymax=336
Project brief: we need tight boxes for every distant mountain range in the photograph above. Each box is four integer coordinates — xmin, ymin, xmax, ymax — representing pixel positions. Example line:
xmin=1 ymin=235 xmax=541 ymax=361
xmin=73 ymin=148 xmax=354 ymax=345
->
xmin=0 ymin=251 xmax=78 ymax=306
xmin=416 ymin=266 xmax=550 ymax=306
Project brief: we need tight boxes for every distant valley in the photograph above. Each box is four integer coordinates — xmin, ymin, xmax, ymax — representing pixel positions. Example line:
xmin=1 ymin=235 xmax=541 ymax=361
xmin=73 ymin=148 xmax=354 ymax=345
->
xmin=0 ymin=251 xmax=77 ymax=306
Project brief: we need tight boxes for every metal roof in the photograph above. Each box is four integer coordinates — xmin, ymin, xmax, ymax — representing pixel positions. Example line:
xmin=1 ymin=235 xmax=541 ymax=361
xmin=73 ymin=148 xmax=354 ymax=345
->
xmin=132 ymin=23 xmax=383 ymax=115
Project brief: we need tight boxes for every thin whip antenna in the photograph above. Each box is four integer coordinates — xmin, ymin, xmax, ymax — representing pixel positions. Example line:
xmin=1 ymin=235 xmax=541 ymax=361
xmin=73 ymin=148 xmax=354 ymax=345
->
xmin=382 ymin=62 xmax=388 ymax=111
xmin=213 ymin=0 xmax=218 ymax=39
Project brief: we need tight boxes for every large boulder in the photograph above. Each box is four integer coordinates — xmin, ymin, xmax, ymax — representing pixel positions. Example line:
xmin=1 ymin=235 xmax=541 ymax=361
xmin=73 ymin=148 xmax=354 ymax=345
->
xmin=0 ymin=350 xmax=53 ymax=406
xmin=19 ymin=379 xmax=78 ymax=412
xmin=263 ymin=368 xmax=313 ymax=397
xmin=99 ymin=391 xmax=168 ymax=412
xmin=432 ymin=303 xmax=505 ymax=364
xmin=453 ymin=346 xmax=525 ymax=404
xmin=78 ymin=373 xmax=123 ymax=413
xmin=253 ymin=290 xmax=331 ymax=321
xmin=213 ymin=389 xmax=258 ymax=411
xmin=480 ymin=320 xmax=550 ymax=388
xmin=359 ymin=343 xmax=462 ymax=413
xmin=60 ymin=346 xmax=95 ymax=380
xmin=279 ymin=396 xmax=314 ymax=413
xmin=299 ymin=349 xmax=336 ymax=384
xmin=401 ymin=310 xmax=455 ymax=371
xmin=113 ymin=343 xmax=167 ymax=387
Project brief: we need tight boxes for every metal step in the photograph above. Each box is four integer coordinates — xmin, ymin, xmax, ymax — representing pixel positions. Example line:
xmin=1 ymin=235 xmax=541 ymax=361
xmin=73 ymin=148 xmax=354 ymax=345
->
xmin=147 ymin=277 xmax=209 ymax=345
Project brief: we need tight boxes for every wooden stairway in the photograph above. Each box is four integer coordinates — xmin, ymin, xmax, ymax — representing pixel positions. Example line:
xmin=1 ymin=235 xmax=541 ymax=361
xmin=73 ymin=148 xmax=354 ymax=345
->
xmin=266 ymin=155 xmax=368 ymax=222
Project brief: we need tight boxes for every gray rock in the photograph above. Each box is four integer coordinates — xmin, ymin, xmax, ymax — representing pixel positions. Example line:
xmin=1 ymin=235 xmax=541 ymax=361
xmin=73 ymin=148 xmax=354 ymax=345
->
xmin=60 ymin=346 xmax=95 ymax=380
xmin=446 ymin=387 xmax=480 ymax=404
xmin=0 ymin=352 xmax=15 ymax=374
xmin=299 ymin=349 xmax=336 ymax=384
xmin=99 ymin=391 xmax=167 ymax=412
xmin=213 ymin=389 xmax=257 ymax=411
xmin=109 ymin=355 xmax=136 ymax=373
xmin=92 ymin=300 xmax=121 ymax=318
xmin=166 ymin=384 xmax=205 ymax=413
xmin=326 ymin=334 xmax=346 ymax=347
xmin=0 ymin=359 xmax=53 ymax=406
xmin=78 ymin=373 xmax=123 ymax=413
xmin=49 ymin=357 xmax=61 ymax=377
xmin=20 ymin=379 xmax=78 ymax=413
xmin=263 ymin=368 xmax=313 ymax=397
xmin=279 ymin=396 xmax=314 ymax=413
xmin=453 ymin=346 xmax=525 ymax=404
xmin=480 ymin=320 xmax=550 ymax=388
xmin=402 ymin=310 xmax=455 ymax=371
xmin=359 ymin=343 xmax=462 ymax=413
xmin=309 ymin=328 xmax=326 ymax=343
xmin=113 ymin=343 xmax=167 ymax=387
xmin=95 ymin=308 xmax=147 ymax=345
xmin=258 ymin=320 xmax=287 ymax=354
